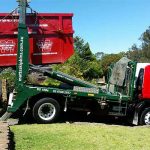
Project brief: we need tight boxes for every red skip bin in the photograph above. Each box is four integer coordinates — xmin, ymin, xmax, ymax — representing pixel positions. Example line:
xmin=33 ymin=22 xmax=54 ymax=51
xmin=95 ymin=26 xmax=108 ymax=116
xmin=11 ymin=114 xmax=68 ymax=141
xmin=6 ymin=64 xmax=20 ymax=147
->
xmin=0 ymin=13 xmax=74 ymax=66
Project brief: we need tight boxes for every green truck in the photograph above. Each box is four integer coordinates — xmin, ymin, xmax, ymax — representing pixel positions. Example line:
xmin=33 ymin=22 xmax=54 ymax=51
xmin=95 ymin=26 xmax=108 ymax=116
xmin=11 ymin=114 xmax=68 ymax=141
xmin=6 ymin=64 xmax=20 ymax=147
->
xmin=0 ymin=0 xmax=150 ymax=125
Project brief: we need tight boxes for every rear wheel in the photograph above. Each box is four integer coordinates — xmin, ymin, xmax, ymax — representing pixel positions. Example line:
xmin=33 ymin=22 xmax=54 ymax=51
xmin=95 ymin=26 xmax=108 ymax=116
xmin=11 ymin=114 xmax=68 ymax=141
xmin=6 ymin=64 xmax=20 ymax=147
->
xmin=33 ymin=98 xmax=60 ymax=124
xmin=139 ymin=107 xmax=150 ymax=125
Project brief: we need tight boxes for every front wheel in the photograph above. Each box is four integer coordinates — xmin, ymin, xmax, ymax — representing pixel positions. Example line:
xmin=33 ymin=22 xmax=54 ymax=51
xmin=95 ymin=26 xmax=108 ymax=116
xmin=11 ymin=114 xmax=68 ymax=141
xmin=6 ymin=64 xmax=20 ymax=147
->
xmin=33 ymin=98 xmax=60 ymax=124
xmin=139 ymin=107 xmax=150 ymax=125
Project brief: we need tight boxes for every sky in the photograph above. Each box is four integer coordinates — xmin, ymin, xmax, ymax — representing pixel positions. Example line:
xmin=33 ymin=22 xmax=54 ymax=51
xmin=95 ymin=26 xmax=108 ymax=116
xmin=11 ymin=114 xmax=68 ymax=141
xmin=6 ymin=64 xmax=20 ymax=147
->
xmin=0 ymin=0 xmax=150 ymax=54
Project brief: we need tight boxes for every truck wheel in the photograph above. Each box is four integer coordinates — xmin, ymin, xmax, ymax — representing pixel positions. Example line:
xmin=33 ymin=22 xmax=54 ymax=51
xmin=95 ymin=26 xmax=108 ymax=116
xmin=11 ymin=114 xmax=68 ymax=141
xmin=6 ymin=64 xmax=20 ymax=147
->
xmin=33 ymin=98 xmax=60 ymax=124
xmin=139 ymin=107 xmax=150 ymax=125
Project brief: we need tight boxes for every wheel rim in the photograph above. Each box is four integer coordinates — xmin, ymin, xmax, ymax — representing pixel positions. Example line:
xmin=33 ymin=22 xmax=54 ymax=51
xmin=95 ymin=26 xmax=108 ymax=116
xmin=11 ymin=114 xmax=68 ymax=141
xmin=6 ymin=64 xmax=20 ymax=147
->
xmin=144 ymin=112 xmax=150 ymax=125
xmin=38 ymin=103 xmax=56 ymax=121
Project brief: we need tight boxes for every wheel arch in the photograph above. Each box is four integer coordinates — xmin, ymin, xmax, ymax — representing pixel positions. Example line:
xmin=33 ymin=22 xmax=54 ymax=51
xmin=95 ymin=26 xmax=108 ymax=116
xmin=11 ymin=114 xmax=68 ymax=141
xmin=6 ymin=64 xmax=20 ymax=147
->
xmin=137 ymin=100 xmax=150 ymax=116
xmin=134 ymin=100 xmax=150 ymax=125
xmin=28 ymin=92 xmax=65 ymax=110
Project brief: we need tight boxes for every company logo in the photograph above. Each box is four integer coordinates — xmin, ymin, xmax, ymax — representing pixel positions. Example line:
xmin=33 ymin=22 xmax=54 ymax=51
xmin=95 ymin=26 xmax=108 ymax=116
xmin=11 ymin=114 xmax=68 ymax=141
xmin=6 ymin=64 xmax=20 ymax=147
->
xmin=0 ymin=40 xmax=16 ymax=53
xmin=0 ymin=19 xmax=18 ymax=23
xmin=18 ymin=37 xmax=24 ymax=82
xmin=37 ymin=40 xmax=53 ymax=52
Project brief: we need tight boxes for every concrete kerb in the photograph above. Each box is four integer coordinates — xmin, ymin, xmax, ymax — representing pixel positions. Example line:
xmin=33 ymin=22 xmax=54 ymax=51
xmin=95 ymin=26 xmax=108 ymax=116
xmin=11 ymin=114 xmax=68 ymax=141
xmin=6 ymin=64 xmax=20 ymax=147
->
xmin=0 ymin=121 xmax=10 ymax=150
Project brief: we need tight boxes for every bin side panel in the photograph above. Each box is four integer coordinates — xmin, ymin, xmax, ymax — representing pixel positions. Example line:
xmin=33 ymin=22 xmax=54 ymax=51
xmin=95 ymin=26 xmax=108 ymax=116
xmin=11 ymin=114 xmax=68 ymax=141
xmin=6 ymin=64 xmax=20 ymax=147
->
xmin=0 ymin=13 xmax=74 ymax=66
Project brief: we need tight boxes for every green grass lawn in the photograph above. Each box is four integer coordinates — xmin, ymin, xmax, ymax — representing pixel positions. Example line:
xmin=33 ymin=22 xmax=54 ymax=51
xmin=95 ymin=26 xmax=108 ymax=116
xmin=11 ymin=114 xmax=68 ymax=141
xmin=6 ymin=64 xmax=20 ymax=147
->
xmin=10 ymin=123 xmax=150 ymax=150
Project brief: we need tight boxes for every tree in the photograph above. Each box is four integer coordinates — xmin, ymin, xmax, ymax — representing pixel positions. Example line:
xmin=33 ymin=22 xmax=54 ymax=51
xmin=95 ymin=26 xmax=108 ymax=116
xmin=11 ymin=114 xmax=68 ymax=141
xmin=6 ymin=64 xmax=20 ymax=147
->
xmin=73 ymin=36 xmax=102 ymax=80
xmin=95 ymin=52 xmax=104 ymax=60
xmin=140 ymin=27 xmax=150 ymax=61
xmin=83 ymin=60 xmax=103 ymax=80
xmin=74 ymin=36 xmax=95 ymax=61
xmin=101 ymin=53 xmax=123 ymax=76
xmin=124 ymin=26 xmax=150 ymax=63
xmin=126 ymin=44 xmax=142 ymax=62
xmin=53 ymin=36 xmax=103 ymax=82
xmin=0 ymin=68 xmax=16 ymax=92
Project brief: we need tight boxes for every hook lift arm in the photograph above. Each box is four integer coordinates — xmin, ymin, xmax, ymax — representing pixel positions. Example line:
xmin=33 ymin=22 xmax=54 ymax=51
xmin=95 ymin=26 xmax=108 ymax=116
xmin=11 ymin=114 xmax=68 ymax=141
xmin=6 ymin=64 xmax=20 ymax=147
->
xmin=16 ymin=0 xmax=30 ymax=89
xmin=0 ymin=0 xmax=30 ymax=120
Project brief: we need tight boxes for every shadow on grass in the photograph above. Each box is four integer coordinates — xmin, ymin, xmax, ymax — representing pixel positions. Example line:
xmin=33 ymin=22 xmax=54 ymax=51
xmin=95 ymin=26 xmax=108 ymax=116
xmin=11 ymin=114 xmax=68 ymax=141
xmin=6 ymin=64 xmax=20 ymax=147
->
xmin=9 ymin=130 xmax=15 ymax=150
xmin=17 ymin=110 xmax=134 ymax=127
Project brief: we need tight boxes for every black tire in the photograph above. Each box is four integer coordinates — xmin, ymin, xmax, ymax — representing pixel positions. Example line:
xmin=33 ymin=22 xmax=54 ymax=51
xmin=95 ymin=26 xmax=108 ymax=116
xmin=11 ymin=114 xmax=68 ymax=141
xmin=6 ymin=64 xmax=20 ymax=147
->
xmin=33 ymin=97 xmax=60 ymax=124
xmin=139 ymin=107 xmax=150 ymax=125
